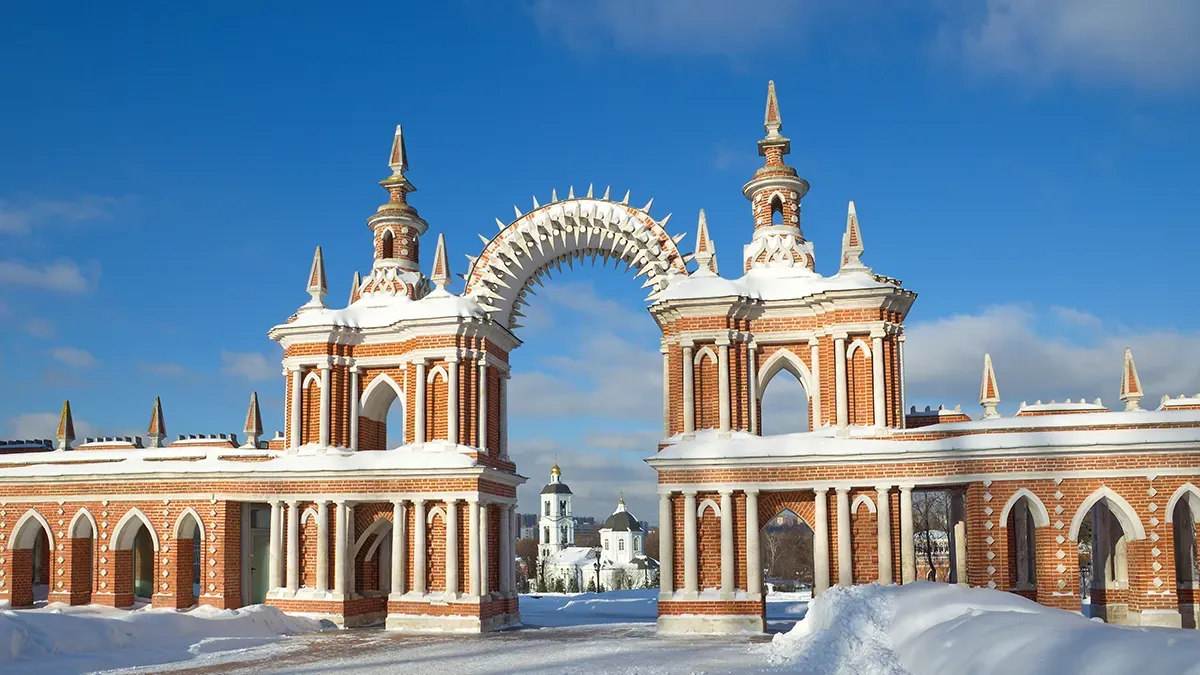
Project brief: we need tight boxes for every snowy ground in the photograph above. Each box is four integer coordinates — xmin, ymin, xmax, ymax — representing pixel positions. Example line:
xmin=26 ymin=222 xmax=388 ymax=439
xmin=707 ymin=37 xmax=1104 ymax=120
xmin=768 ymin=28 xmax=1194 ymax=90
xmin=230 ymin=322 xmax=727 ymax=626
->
xmin=7 ymin=584 xmax=1200 ymax=674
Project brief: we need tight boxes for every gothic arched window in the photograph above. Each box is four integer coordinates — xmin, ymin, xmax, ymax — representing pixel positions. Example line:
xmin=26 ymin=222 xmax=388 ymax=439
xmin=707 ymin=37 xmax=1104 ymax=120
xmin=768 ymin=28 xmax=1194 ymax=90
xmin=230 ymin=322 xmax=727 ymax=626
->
xmin=618 ymin=539 xmax=625 ymax=551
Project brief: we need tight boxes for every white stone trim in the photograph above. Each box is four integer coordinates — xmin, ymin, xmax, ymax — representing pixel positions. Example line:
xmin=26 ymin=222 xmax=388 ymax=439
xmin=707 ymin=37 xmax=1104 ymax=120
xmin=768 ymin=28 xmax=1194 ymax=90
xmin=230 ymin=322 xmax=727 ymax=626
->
xmin=172 ymin=506 xmax=207 ymax=541
xmin=112 ymin=507 xmax=160 ymax=551
xmin=851 ymin=494 xmax=877 ymax=514
xmin=427 ymin=364 xmax=449 ymax=384
xmin=1068 ymin=487 xmax=1147 ymax=541
xmin=693 ymin=346 xmax=718 ymax=366
xmin=427 ymin=506 xmax=447 ymax=525
xmin=697 ymin=497 xmax=721 ymax=519
xmin=360 ymin=372 xmax=405 ymax=422
xmin=846 ymin=338 xmax=872 ymax=361
xmin=11 ymin=509 xmax=56 ymax=550
xmin=68 ymin=507 xmax=98 ymax=538
xmin=1166 ymin=482 xmax=1200 ymax=523
xmin=998 ymin=488 xmax=1051 ymax=528
xmin=302 ymin=370 xmax=323 ymax=390
xmin=756 ymin=347 xmax=813 ymax=394
xmin=300 ymin=507 xmax=319 ymax=525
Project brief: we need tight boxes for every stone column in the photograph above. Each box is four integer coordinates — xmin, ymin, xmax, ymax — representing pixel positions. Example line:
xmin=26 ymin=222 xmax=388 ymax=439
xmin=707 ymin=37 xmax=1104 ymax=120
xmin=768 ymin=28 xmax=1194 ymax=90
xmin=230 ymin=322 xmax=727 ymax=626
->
xmin=746 ymin=490 xmax=761 ymax=596
xmin=748 ymin=343 xmax=759 ymax=435
xmin=898 ymin=334 xmax=907 ymax=428
xmin=720 ymin=490 xmax=734 ymax=597
xmin=268 ymin=500 xmax=283 ymax=591
xmin=836 ymin=488 xmax=852 ymax=585
xmin=286 ymin=500 xmax=300 ymax=592
xmin=876 ymin=485 xmax=893 ymax=584
xmin=479 ymin=502 xmax=490 ymax=597
xmin=509 ymin=505 xmax=519 ymax=593
xmin=683 ymin=491 xmax=698 ymax=597
xmin=953 ymin=492 xmax=968 ymax=586
xmin=659 ymin=492 xmax=674 ymax=596
xmin=718 ymin=341 xmax=731 ymax=434
xmin=414 ymin=361 xmax=427 ymax=443
xmin=498 ymin=505 xmax=509 ymax=594
xmin=413 ymin=500 xmax=427 ymax=594
xmin=477 ymin=360 xmax=488 ymax=451
xmin=447 ymin=357 xmax=460 ymax=444
xmin=391 ymin=501 xmax=405 ymax=595
xmin=662 ymin=345 xmax=671 ymax=437
xmin=316 ymin=500 xmax=330 ymax=593
xmin=349 ymin=368 xmax=360 ymax=450
xmin=814 ymin=488 xmax=830 ymax=595
xmin=289 ymin=369 xmax=302 ymax=448
xmin=334 ymin=501 xmax=348 ymax=596
xmin=810 ymin=339 xmax=822 ymax=430
xmin=682 ymin=345 xmax=695 ymax=435
xmin=446 ymin=499 xmax=459 ymax=596
xmin=871 ymin=335 xmax=886 ymax=428
xmin=900 ymin=486 xmax=916 ymax=584
xmin=319 ymin=365 xmax=331 ymax=447
xmin=835 ymin=336 xmax=848 ymax=427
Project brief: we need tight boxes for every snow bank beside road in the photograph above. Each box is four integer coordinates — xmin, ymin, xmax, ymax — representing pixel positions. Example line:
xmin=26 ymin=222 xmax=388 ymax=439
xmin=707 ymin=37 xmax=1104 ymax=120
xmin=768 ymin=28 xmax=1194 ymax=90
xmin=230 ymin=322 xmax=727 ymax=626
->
xmin=772 ymin=582 xmax=1200 ymax=675
xmin=0 ymin=603 xmax=322 ymax=673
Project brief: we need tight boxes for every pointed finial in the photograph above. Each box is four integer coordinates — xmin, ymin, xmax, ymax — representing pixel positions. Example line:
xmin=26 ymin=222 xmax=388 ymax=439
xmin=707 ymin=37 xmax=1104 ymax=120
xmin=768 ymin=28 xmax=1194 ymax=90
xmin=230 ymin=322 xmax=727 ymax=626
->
xmin=692 ymin=209 xmax=718 ymax=275
xmin=980 ymin=353 xmax=1001 ymax=419
xmin=1120 ymin=347 xmax=1144 ymax=411
xmin=764 ymin=80 xmax=783 ymax=138
xmin=349 ymin=270 xmax=362 ymax=305
xmin=839 ymin=201 xmax=870 ymax=274
xmin=430 ymin=233 xmax=450 ymax=291
xmin=56 ymin=400 xmax=75 ymax=451
xmin=305 ymin=246 xmax=328 ymax=308
xmin=147 ymin=396 xmax=166 ymax=448
xmin=389 ymin=124 xmax=408 ymax=177
xmin=244 ymin=392 xmax=263 ymax=447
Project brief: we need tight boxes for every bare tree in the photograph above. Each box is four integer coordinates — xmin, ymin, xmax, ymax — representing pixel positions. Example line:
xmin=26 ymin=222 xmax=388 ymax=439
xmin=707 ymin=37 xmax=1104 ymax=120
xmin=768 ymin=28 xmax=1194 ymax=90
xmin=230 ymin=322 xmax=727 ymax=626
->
xmin=515 ymin=538 xmax=538 ymax=591
xmin=611 ymin=567 xmax=631 ymax=591
xmin=575 ymin=530 xmax=600 ymax=548
xmin=644 ymin=530 xmax=659 ymax=561
xmin=913 ymin=490 xmax=951 ymax=582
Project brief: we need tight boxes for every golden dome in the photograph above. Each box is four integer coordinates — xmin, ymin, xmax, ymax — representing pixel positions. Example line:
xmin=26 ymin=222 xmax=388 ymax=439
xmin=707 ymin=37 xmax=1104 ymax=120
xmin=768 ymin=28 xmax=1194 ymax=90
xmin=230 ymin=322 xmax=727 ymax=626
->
xmin=550 ymin=463 xmax=561 ymax=476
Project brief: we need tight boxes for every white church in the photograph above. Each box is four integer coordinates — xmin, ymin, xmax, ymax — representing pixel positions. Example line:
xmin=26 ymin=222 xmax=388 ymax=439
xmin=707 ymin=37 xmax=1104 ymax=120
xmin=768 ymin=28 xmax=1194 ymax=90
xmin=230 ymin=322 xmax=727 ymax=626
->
xmin=537 ymin=465 xmax=660 ymax=592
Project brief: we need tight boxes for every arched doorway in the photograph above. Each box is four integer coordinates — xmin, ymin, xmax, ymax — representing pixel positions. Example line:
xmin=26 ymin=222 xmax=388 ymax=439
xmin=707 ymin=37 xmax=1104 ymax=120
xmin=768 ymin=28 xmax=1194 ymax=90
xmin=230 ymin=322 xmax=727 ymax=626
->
xmin=1072 ymin=489 xmax=1144 ymax=623
xmin=173 ymin=509 xmax=205 ymax=608
xmin=9 ymin=510 xmax=55 ymax=608
xmin=133 ymin=526 xmax=155 ymax=601
xmin=60 ymin=509 xmax=98 ymax=605
xmin=1002 ymin=489 xmax=1049 ymax=600
xmin=759 ymin=507 xmax=813 ymax=630
xmin=111 ymin=508 xmax=159 ymax=607
xmin=757 ymin=349 xmax=812 ymax=435
xmin=359 ymin=372 xmax=405 ymax=451
xmin=1170 ymin=485 xmax=1200 ymax=628
xmin=355 ymin=516 xmax=394 ymax=595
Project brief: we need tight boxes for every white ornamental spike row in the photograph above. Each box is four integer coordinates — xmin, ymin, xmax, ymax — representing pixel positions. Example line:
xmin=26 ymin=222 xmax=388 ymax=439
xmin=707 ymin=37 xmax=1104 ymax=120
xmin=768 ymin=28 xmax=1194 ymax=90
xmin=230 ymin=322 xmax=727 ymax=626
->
xmin=465 ymin=193 xmax=689 ymax=328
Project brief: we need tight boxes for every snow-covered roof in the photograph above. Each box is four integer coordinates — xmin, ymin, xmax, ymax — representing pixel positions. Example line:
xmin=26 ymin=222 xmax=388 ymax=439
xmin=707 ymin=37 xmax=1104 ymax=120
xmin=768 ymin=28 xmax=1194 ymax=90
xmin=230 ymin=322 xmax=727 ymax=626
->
xmin=547 ymin=546 xmax=599 ymax=567
xmin=650 ymin=409 xmax=1200 ymax=465
xmin=653 ymin=266 xmax=894 ymax=303
xmin=0 ymin=441 xmax=515 ymax=482
xmin=1015 ymin=399 xmax=1108 ymax=416
xmin=274 ymin=289 xmax=488 ymax=331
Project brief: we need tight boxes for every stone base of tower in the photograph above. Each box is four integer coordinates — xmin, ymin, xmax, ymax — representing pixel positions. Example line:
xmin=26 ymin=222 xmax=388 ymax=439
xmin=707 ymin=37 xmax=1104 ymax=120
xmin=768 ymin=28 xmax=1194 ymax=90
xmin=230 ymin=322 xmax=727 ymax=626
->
xmin=656 ymin=595 xmax=765 ymax=635
xmin=384 ymin=593 xmax=520 ymax=633
xmin=267 ymin=594 xmax=390 ymax=628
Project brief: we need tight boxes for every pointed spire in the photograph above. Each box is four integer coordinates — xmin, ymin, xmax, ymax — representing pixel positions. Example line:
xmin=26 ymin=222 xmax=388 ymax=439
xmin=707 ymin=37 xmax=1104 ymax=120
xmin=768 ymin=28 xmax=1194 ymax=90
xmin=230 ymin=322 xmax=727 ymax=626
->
xmin=1120 ymin=347 xmax=1144 ymax=411
xmin=349 ymin=270 xmax=362 ymax=305
xmin=388 ymin=124 xmax=408 ymax=177
xmin=244 ymin=392 xmax=264 ymax=447
xmin=430 ymin=233 xmax=450 ymax=291
xmin=146 ymin=396 xmax=166 ymax=448
xmin=979 ymin=354 xmax=1001 ymax=419
xmin=839 ymin=201 xmax=870 ymax=274
xmin=305 ymin=246 xmax=328 ymax=308
xmin=758 ymin=80 xmax=791 ymax=158
xmin=692 ymin=209 xmax=718 ymax=275
xmin=56 ymin=400 xmax=75 ymax=451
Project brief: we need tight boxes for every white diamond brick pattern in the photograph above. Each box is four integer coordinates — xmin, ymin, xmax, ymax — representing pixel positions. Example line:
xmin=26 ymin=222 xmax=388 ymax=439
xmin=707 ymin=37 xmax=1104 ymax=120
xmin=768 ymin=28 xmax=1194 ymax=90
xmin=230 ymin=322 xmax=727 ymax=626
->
xmin=1054 ymin=491 xmax=1064 ymax=500
xmin=1148 ymin=487 xmax=1158 ymax=497
xmin=983 ymin=493 xmax=993 ymax=503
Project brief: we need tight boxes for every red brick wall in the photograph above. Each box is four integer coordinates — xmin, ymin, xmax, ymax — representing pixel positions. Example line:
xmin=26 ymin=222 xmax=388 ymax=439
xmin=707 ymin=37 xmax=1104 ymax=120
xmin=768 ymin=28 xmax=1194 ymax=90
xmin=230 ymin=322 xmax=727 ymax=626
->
xmin=697 ymin=495 xmax=721 ymax=590
xmin=851 ymin=492 xmax=878 ymax=583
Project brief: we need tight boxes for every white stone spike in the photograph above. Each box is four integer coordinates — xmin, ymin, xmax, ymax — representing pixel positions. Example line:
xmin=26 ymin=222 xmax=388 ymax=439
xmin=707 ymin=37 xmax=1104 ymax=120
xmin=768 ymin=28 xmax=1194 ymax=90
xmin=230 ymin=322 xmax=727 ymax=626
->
xmin=551 ymin=188 xmax=559 ymax=203
xmin=465 ymin=254 xmax=478 ymax=267
xmin=496 ymin=217 xmax=508 ymax=231
xmin=512 ymin=308 xmax=526 ymax=319
xmin=533 ymin=196 xmax=541 ymax=209
xmin=532 ymin=273 xmax=545 ymax=288
xmin=641 ymin=276 xmax=657 ymax=288
xmin=514 ymin=205 xmax=523 ymax=220
xmin=624 ymin=255 xmax=640 ymax=274
xmin=621 ymin=190 xmax=630 ymax=205
xmin=642 ymin=198 xmax=654 ymax=213
xmin=510 ymin=321 xmax=523 ymax=330
xmin=505 ymin=249 xmax=526 ymax=270
xmin=554 ymin=258 xmax=565 ymax=274
xmin=566 ymin=256 xmax=574 ymax=270
xmin=586 ymin=184 xmax=594 ymax=198
xmin=568 ymin=185 xmax=575 ymax=199
xmin=634 ymin=263 xmax=653 ymax=279
xmin=478 ymin=233 xmax=491 ymax=245
xmin=515 ymin=232 xmax=533 ymax=258
xmin=524 ymin=285 xmax=537 ymax=297
xmin=620 ymin=238 xmax=639 ymax=261
xmin=603 ymin=186 xmax=611 ymax=200
xmin=660 ymin=212 xmax=671 ymax=228
xmin=673 ymin=232 xmax=686 ymax=244
xmin=456 ymin=273 xmax=468 ymax=281
xmin=559 ymin=228 xmax=568 ymax=248
xmin=488 ymin=272 xmax=512 ymax=290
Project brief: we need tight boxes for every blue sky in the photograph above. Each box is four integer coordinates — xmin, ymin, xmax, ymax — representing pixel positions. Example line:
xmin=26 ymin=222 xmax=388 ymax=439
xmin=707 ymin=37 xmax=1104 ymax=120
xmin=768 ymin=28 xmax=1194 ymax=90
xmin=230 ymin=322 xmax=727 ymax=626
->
xmin=2 ymin=1 xmax=1199 ymax=522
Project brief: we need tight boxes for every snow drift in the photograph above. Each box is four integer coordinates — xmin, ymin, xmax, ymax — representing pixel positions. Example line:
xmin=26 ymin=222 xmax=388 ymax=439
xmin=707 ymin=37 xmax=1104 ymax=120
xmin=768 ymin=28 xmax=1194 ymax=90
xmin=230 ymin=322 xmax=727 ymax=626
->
xmin=0 ymin=602 xmax=322 ymax=673
xmin=772 ymin=582 xmax=1200 ymax=675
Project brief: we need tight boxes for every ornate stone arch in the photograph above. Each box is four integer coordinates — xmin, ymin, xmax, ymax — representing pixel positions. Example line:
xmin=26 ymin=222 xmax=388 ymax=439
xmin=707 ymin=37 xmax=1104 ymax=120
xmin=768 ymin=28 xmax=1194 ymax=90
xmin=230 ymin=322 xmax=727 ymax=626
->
xmin=12 ymin=509 xmax=55 ymax=550
xmin=300 ymin=507 xmax=319 ymax=526
xmin=302 ymin=370 xmax=323 ymax=390
xmin=846 ymin=338 xmax=872 ymax=360
xmin=464 ymin=195 xmax=688 ymax=329
xmin=697 ymin=498 xmax=721 ymax=519
xmin=427 ymin=364 xmax=449 ymax=384
xmin=361 ymin=372 xmax=405 ymax=423
xmin=69 ymin=507 xmax=99 ymax=539
xmin=355 ymin=517 xmax=393 ymax=558
xmin=426 ymin=506 xmax=447 ymax=525
xmin=693 ymin=346 xmax=718 ymax=366
xmin=851 ymin=494 xmax=877 ymax=514
xmin=112 ymin=507 xmax=160 ymax=551
xmin=1167 ymin=483 xmax=1200 ymax=523
xmin=1069 ymin=487 xmax=1146 ymax=541
xmin=757 ymin=347 xmax=813 ymax=395
xmin=173 ymin=507 xmax=206 ymax=542
xmin=1000 ymin=488 xmax=1051 ymax=528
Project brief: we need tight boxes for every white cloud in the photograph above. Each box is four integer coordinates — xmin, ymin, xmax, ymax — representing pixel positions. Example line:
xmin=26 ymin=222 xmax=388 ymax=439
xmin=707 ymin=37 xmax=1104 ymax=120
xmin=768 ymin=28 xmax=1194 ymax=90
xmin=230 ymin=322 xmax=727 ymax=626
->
xmin=6 ymin=411 xmax=97 ymax=440
xmin=0 ymin=194 xmax=127 ymax=235
xmin=49 ymin=346 xmax=99 ymax=368
xmin=220 ymin=351 xmax=279 ymax=382
xmin=23 ymin=317 xmax=56 ymax=339
xmin=904 ymin=304 xmax=1200 ymax=414
xmin=581 ymin=430 xmax=664 ymax=452
xmin=0 ymin=259 xmax=92 ymax=293
xmin=528 ymin=0 xmax=818 ymax=56
xmin=944 ymin=0 xmax=1200 ymax=89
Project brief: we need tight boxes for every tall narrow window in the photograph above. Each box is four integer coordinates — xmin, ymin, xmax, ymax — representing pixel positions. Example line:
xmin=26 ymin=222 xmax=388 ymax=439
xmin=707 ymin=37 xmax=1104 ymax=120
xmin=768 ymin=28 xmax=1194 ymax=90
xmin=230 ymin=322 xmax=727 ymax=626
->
xmin=770 ymin=196 xmax=784 ymax=226
xmin=381 ymin=230 xmax=395 ymax=258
